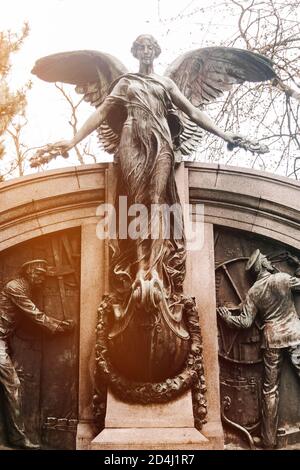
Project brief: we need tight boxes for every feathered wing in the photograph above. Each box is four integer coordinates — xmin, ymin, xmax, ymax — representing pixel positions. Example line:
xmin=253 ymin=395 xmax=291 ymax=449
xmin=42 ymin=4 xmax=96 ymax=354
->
xmin=31 ymin=50 xmax=129 ymax=153
xmin=165 ymin=47 xmax=277 ymax=158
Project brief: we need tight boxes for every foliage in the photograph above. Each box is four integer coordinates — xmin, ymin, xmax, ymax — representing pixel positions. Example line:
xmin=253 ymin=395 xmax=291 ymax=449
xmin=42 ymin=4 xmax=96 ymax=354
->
xmin=0 ymin=23 xmax=30 ymax=179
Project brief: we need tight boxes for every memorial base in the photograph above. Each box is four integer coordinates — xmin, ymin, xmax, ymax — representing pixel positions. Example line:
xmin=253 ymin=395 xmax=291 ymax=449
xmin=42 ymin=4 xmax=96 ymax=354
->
xmin=91 ymin=390 xmax=214 ymax=450
xmin=91 ymin=427 xmax=209 ymax=450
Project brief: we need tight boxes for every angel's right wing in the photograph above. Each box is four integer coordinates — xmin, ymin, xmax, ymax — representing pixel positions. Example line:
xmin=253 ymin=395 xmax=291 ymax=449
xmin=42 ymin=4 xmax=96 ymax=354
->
xmin=32 ymin=50 xmax=129 ymax=153
xmin=165 ymin=47 xmax=277 ymax=158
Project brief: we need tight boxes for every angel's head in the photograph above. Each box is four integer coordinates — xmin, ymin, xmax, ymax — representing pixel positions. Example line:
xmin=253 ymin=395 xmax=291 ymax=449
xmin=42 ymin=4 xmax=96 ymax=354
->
xmin=131 ymin=35 xmax=161 ymax=66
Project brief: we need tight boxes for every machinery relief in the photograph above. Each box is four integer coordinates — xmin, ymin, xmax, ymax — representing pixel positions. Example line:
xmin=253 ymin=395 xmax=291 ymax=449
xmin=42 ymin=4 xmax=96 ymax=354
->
xmin=215 ymin=228 xmax=300 ymax=449
xmin=0 ymin=228 xmax=80 ymax=450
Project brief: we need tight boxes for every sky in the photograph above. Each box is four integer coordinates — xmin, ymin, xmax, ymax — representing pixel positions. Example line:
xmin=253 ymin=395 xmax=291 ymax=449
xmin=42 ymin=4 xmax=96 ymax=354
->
xmin=0 ymin=0 xmax=238 ymax=173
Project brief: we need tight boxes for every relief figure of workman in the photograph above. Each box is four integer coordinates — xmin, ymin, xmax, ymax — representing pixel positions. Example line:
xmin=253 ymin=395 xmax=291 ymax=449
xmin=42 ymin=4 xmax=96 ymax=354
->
xmin=0 ymin=259 xmax=73 ymax=450
xmin=218 ymin=249 xmax=300 ymax=448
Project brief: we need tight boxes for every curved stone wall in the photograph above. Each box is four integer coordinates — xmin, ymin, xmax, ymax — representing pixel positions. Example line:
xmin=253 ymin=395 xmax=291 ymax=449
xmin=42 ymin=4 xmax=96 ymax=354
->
xmin=188 ymin=162 xmax=300 ymax=249
xmin=0 ymin=164 xmax=107 ymax=251
xmin=1 ymin=162 xmax=299 ymax=252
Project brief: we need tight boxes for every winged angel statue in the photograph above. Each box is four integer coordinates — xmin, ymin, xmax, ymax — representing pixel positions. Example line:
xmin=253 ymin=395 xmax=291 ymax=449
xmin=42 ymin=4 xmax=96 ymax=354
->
xmin=31 ymin=35 xmax=276 ymax=423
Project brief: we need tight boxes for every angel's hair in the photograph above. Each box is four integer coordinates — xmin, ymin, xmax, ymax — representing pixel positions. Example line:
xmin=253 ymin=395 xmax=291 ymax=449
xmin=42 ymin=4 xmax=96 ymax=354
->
xmin=131 ymin=35 xmax=161 ymax=59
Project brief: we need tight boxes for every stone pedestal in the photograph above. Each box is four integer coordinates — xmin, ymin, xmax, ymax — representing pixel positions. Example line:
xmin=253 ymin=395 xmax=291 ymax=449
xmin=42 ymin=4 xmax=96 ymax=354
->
xmin=184 ymin=221 xmax=224 ymax=449
xmin=91 ymin=391 xmax=209 ymax=450
xmin=76 ymin=223 xmax=105 ymax=450
xmin=91 ymin=163 xmax=223 ymax=450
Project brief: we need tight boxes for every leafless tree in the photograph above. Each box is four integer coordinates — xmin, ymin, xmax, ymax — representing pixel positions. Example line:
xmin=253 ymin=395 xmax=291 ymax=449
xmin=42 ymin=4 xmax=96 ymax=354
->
xmin=10 ymin=3 xmax=300 ymax=179
xmin=54 ymin=83 xmax=97 ymax=165
xmin=158 ymin=0 xmax=300 ymax=178
xmin=220 ymin=0 xmax=300 ymax=177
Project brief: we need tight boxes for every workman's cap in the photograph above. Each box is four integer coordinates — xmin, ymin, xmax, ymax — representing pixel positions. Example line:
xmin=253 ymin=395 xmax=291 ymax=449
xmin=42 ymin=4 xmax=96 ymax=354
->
xmin=245 ymin=249 xmax=263 ymax=271
xmin=21 ymin=259 xmax=48 ymax=273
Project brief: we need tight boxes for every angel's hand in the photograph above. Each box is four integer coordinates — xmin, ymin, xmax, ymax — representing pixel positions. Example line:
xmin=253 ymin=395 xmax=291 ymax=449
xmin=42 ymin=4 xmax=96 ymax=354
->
xmin=51 ymin=140 xmax=74 ymax=154
xmin=30 ymin=140 xmax=74 ymax=168
xmin=224 ymin=132 xmax=270 ymax=155
xmin=223 ymin=132 xmax=243 ymax=145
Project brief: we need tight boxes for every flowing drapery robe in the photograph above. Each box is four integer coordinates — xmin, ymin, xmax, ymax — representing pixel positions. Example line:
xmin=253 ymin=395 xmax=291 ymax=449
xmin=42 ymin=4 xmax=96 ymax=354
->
xmin=102 ymin=73 xmax=186 ymax=306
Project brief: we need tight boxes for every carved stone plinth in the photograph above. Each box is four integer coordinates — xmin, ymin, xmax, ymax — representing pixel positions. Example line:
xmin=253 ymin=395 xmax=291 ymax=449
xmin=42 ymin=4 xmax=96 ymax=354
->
xmin=91 ymin=390 xmax=209 ymax=450
xmin=92 ymin=428 xmax=209 ymax=451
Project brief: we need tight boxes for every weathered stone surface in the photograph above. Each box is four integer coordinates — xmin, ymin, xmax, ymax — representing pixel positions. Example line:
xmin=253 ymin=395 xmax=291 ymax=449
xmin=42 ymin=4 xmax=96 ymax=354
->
xmin=1 ymin=162 xmax=300 ymax=450
xmin=91 ymin=427 xmax=209 ymax=450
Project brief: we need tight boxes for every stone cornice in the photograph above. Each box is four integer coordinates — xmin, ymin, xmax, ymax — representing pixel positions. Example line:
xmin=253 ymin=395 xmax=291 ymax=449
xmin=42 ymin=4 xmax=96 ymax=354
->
xmin=0 ymin=163 xmax=108 ymax=192
xmin=0 ymin=189 xmax=103 ymax=227
xmin=187 ymin=162 xmax=300 ymax=248
xmin=1 ymin=162 xmax=300 ymax=250
xmin=186 ymin=162 xmax=300 ymax=191
xmin=0 ymin=164 xmax=108 ymax=251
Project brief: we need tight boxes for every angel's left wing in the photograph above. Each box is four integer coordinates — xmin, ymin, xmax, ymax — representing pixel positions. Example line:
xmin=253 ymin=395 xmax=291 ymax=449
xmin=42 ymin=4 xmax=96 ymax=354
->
xmin=165 ymin=47 xmax=277 ymax=158
xmin=32 ymin=49 xmax=128 ymax=105
xmin=31 ymin=50 xmax=128 ymax=162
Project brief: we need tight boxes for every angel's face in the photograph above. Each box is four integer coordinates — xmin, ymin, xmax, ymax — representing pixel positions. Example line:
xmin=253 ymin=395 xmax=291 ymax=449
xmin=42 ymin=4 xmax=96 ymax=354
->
xmin=135 ymin=38 xmax=156 ymax=66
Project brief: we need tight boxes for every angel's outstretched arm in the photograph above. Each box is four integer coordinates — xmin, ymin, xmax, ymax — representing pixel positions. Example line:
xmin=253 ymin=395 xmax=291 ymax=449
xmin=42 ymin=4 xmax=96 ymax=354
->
xmin=70 ymin=99 xmax=111 ymax=148
xmin=166 ymin=78 xmax=239 ymax=144
xmin=44 ymin=99 xmax=111 ymax=156
xmin=30 ymin=98 xmax=112 ymax=167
